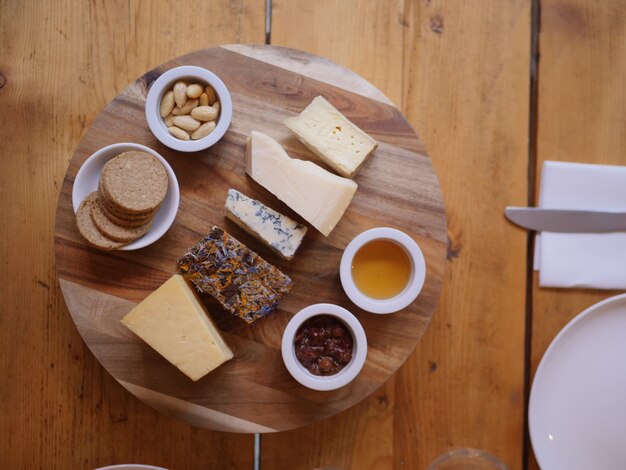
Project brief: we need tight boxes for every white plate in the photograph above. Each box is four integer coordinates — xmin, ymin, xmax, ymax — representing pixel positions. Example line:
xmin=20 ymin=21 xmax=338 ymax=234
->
xmin=72 ymin=142 xmax=180 ymax=250
xmin=529 ymin=293 xmax=626 ymax=470
xmin=94 ymin=465 xmax=167 ymax=470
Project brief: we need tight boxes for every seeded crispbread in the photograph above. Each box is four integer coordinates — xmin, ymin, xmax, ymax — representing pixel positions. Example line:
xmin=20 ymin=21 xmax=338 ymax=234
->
xmin=76 ymin=192 xmax=126 ymax=250
xmin=100 ymin=151 xmax=168 ymax=214
xmin=91 ymin=201 xmax=152 ymax=242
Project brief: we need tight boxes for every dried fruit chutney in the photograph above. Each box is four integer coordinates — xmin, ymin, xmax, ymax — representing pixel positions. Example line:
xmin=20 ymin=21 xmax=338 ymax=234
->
xmin=294 ymin=315 xmax=354 ymax=376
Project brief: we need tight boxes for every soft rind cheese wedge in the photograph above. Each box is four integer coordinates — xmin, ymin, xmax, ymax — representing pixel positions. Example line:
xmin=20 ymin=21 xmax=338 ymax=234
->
xmin=284 ymin=96 xmax=378 ymax=178
xmin=121 ymin=275 xmax=233 ymax=381
xmin=245 ymin=131 xmax=358 ymax=237
xmin=225 ymin=188 xmax=307 ymax=260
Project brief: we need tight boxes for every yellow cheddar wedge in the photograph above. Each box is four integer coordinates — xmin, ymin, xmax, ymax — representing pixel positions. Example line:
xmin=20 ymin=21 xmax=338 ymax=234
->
xmin=121 ymin=275 xmax=233 ymax=381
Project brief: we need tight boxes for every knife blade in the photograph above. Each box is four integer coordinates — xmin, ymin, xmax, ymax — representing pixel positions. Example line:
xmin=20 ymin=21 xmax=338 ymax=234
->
xmin=505 ymin=207 xmax=626 ymax=233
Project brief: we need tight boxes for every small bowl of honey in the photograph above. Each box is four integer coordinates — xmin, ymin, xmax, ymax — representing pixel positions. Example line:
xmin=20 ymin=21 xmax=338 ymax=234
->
xmin=339 ymin=227 xmax=426 ymax=314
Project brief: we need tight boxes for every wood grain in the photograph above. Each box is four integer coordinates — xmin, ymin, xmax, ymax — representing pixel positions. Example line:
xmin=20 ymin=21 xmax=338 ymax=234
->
xmin=0 ymin=0 xmax=264 ymax=468
xmin=4 ymin=0 xmax=597 ymax=467
xmin=271 ymin=0 xmax=406 ymax=107
xmin=529 ymin=1 xmax=626 ymax=468
xmin=266 ymin=1 xmax=531 ymax=469
xmin=402 ymin=2 xmax=530 ymax=468
xmin=265 ymin=3 xmax=407 ymax=466
xmin=53 ymin=45 xmax=447 ymax=433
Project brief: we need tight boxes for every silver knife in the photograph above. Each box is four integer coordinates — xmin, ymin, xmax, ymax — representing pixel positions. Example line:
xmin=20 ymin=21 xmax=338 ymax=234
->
xmin=505 ymin=207 xmax=626 ymax=233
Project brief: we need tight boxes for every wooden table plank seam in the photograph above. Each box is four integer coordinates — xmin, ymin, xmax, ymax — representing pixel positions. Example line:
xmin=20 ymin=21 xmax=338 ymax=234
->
xmin=522 ymin=1 xmax=541 ymax=469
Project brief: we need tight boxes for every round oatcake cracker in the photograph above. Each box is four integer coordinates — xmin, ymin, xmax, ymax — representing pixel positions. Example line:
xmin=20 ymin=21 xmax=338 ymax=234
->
xmin=100 ymin=151 xmax=168 ymax=214
xmin=91 ymin=201 xmax=152 ymax=242
xmin=76 ymin=192 xmax=126 ymax=250
xmin=98 ymin=178 xmax=160 ymax=219
xmin=97 ymin=193 xmax=157 ymax=227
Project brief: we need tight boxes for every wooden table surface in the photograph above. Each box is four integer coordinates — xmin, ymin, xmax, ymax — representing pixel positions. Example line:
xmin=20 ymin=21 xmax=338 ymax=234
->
xmin=1 ymin=1 xmax=624 ymax=469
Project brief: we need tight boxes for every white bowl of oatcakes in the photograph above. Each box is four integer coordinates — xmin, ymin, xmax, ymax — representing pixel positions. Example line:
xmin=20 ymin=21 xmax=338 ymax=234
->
xmin=145 ymin=65 xmax=233 ymax=153
xmin=72 ymin=142 xmax=180 ymax=251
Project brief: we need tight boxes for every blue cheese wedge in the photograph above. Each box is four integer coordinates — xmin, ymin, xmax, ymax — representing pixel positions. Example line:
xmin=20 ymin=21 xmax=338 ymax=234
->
xmin=121 ymin=275 xmax=233 ymax=381
xmin=246 ymin=131 xmax=358 ymax=237
xmin=225 ymin=189 xmax=307 ymax=260
xmin=284 ymin=96 xmax=378 ymax=178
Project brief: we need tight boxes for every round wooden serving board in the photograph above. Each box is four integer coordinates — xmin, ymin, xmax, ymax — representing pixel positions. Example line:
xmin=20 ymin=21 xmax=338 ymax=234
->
xmin=54 ymin=45 xmax=447 ymax=433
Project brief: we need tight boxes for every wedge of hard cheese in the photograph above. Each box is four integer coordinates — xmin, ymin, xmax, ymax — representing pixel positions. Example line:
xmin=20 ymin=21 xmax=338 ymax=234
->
xmin=121 ymin=274 xmax=233 ymax=381
xmin=284 ymin=96 xmax=378 ymax=178
xmin=245 ymin=131 xmax=358 ymax=237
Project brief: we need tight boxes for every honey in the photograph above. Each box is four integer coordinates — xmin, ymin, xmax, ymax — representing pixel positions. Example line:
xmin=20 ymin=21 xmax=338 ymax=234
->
xmin=351 ymin=239 xmax=412 ymax=299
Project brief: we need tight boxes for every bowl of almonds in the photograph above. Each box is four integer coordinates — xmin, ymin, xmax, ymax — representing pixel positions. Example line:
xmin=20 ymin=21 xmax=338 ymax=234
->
xmin=145 ymin=65 xmax=233 ymax=152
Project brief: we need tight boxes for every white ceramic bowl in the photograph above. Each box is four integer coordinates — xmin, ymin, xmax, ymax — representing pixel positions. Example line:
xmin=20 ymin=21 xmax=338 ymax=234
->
xmin=145 ymin=65 xmax=233 ymax=152
xmin=72 ymin=142 xmax=180 ymax=250
xmin=281 ymin=303 xmax=367 ymax=391
xmin=340 ymin=227 xmax=426 ymax=314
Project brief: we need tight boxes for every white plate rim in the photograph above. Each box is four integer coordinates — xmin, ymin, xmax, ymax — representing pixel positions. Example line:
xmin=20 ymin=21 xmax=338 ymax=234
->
xmin=93 ymin=465 xmax=168 ymax=470
xmin=529 ymin=292 xmax=626 ymax=469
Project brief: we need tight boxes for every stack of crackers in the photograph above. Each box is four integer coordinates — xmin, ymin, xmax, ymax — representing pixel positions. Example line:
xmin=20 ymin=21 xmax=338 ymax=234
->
xmin=76 ymin=151 xmax=168 ymax=250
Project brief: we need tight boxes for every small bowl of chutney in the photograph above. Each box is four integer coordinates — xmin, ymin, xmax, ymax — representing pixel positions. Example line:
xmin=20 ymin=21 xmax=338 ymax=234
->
xmin=281 ymin=303 xmax=367 ymax=391
xmin=340 ymin=227 xmax=426 ymax=314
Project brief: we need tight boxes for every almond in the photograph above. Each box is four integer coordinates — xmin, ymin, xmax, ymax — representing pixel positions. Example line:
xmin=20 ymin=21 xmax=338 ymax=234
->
xmin=173 ymin=81 xmax=187 ymax=108
xmin=160 ymin=90 xmax=175 ymax=117
xmin=205 ymin=85 xmax=217 ymax=105
xmin=172 ymin=98 xmax=199 ymax=116
xmin=172 ymin=115 xmax=201 ymax=132
xmin=186 ymin=83 xmax=203 ymax=99
xmin=191 ymin=106 xmax=218 ymax=122
xmin=168 ymin=126 xmax=190 ymax=140
xmin=191 ymin=121 xmax=216 ymax=140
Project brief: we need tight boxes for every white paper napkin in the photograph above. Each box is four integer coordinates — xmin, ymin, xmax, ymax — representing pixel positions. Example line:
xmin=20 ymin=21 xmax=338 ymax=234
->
xmin=535 ymin=161 xmax=626 ymax=289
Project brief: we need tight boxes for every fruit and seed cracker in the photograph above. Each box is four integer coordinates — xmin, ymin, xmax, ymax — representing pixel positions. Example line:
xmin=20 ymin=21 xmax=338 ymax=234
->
xmin=177 ymin=226 xmax=293 ymax=324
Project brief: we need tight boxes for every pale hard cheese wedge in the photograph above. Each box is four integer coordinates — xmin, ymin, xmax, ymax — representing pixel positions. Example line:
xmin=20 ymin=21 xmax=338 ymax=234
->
xmin=245 ymin=131 xmax=358 ymax=237
xmin=121 ymin=275 xmax=233 ymax=381
xmin=284 ymin=96 xmax=378 ymax=178
xmin=225 ymin=188 xmax=307 ymax=260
